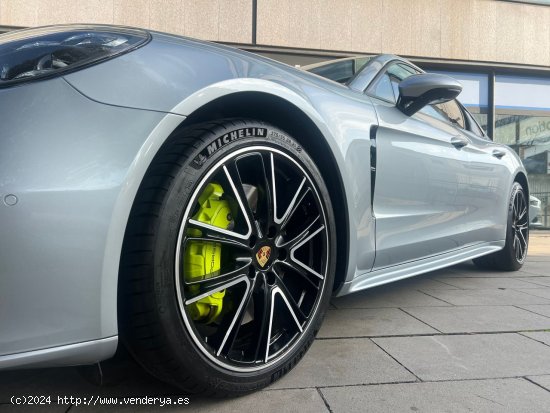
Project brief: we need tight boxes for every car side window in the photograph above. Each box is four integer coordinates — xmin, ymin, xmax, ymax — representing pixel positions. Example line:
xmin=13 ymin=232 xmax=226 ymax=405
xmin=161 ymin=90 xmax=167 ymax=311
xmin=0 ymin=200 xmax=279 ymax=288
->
xmin=308 ymin=60 xmax=354 ymax=84
xmin=467 ymin=113 xmax=486 ymax=138
xmin=373 ymin=73 xmax=395 ymax=102
xmin=459 ymin=102 xmax=486 ymax=138
xmin=370 ymin=63 xmax=417 ymax=104
xmin=370 ymin=62 xmax=468 ymax=130
xmin=420 ymin=100 xmax=465 ymax=129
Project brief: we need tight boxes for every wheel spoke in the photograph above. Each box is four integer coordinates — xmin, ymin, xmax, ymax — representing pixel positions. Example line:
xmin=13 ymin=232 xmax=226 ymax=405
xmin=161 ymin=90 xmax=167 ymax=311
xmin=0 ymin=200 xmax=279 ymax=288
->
xmin=275 ymin=178 xmax=308 ymax=228
xmin=183 ymin=259 xmax=252 ymax=287
xmin=513 ymin=231 xmax=523 ymax=261
xmin=277 ymin=176 xmax=306 ymax=225
xmin=290 ymin=225 xmax=326 ymax=280
xmin=270 ymin=153 xmax=310 ymax=226
xmin=280 ymin=185 xmax=311 ymax=231
xmin=273 ymin=269 xmax=308 ymax=323
xmin=254 ymin=273 xmax=273 ymax=363
xmin=257 ymin=152 xmax=275 ymax=227
xmin=234 ymin=152 xmax=276 ymax=232
xmin=185 ymin=274 xmax=250 ymax=305
xmin=264 ymin=286 xmax=304 ymax=362
xmin=517 ymin=228 xmax=527 ymax=261
xmin=517 ymin=237 xmax=524 ymax=261
xmin=517 ymin=228 xmax=527 ymax=247
xmin=223 ymin=163 xmax=256 ymax=238
xmin=188 ymin=218 xmax=251 ymax=244
xmin=517 ymin=223 xmax=528 ymax=231
xmin=275 ymin=260 xmax=321 ymax=290
xmin=274 ymin=288 xmax=304 ymax=333
xmin=264 ymin=292 xmax=276 ymax=362
xmin=269 ymin=153 xmax=279 ymax=224
xmin=278 ymin=215 xmax=321 ymax=249
xmin=216 ymin=276 xmax=256 ymax=357
xmin=184 ymin=233 xmax=250 ymax=251
xmin=518 ymin=206 xmax=527 ymax=221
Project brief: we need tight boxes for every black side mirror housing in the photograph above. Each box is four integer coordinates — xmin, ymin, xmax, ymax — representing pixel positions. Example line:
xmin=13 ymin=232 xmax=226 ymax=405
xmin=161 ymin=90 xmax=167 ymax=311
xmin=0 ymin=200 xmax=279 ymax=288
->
xmin=397 ymin=73 xmax=462 ymax=116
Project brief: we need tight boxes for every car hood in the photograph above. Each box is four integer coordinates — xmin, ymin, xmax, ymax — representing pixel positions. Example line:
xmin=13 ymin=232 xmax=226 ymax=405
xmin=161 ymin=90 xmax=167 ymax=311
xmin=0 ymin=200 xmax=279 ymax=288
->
xmin=63 ymin=31 xmax=349 ymax=114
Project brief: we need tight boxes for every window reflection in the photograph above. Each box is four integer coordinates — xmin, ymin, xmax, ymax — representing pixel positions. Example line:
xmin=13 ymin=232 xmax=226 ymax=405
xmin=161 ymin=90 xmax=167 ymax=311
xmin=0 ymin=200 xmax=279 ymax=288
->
xmin=494 ymin=74 xmax=550 ymax=228
xmin=429 ymin=71 xmax=489 ymax=133
xmin=426 ymin=70 xmax=550 ymax=228
xmin=421 ymin=101 xmax=465 ymax=129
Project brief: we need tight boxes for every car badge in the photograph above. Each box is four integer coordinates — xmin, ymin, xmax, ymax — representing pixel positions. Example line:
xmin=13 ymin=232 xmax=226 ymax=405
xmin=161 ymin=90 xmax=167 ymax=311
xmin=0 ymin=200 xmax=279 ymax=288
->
xmin=256 ymin=246 xmax=271 ymax=268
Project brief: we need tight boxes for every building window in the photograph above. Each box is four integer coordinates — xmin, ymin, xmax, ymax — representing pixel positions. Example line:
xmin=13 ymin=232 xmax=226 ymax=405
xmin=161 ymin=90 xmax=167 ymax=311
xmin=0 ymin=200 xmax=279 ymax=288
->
xmin=494 ymin=74 xmax=550 ymax=228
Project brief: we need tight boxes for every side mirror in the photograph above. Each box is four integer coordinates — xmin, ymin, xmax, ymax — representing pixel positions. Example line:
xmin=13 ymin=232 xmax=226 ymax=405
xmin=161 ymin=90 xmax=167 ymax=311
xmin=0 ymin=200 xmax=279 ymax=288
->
xmin=397 ymin=73 xmax=462 ymax=116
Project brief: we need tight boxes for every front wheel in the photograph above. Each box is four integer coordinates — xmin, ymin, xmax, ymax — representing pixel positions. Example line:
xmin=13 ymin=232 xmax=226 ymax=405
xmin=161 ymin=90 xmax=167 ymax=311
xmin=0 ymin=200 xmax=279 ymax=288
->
xmin=473 ymin=182 xmax=528 ymax=271
xmin=119 ymin=119 xmax=336 ymax=396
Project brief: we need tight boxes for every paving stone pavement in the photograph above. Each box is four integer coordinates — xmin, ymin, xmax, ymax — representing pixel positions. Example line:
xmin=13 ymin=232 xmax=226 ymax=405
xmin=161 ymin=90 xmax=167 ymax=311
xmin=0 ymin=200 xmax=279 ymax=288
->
xmin=1 ymin=231 xmax=550 ymax=412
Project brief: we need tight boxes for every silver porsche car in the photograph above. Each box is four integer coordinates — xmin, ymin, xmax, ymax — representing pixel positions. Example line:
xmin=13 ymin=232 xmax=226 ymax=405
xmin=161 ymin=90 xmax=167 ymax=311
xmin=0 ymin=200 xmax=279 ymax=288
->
xmin=0 ymin=25 xmax=529 ymax=396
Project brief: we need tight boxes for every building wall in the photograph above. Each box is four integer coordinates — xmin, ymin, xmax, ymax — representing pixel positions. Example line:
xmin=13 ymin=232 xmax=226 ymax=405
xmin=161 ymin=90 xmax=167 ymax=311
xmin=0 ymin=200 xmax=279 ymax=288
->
xmin=1 ymin=0 xmax=549 ymax=67
xmin=0 ymin=0 xmax=253 ymax=44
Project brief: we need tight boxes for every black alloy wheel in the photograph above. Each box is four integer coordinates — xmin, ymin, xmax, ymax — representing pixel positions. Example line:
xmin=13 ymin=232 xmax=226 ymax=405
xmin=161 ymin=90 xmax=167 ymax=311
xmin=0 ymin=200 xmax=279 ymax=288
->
xmin=510 ymin=185 xmax=529 ymax=264
xmin=473 ymin=182 xmax=528 ymax=271
xmin=177 ymin=146 xmax=330 ymax=371
xmin=120 ymin=119 xmax=336 ymax=396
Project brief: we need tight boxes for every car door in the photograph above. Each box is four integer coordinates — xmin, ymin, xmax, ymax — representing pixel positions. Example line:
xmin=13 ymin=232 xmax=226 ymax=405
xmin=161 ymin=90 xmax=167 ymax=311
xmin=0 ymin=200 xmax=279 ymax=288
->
xmin=456 ymin=105 xmax=510 ymax=244
xmin=367 ymin=63 xmax=473 ymax=269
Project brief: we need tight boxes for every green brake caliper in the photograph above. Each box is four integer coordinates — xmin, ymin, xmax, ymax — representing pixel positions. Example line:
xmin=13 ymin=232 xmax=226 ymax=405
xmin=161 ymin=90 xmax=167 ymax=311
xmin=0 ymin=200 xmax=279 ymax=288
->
xmin=185 ymin=183 xmax=233 ymax=324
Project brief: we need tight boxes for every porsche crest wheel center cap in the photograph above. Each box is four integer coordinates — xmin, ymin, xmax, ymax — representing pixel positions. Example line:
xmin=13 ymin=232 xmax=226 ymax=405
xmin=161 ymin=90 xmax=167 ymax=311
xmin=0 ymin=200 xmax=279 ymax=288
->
xmin=256 ymin=245 xmax=272 ymax=268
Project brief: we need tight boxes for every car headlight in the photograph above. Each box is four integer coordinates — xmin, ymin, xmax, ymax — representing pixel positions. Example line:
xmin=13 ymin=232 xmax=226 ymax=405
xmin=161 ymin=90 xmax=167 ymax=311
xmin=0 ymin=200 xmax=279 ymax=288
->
xmin=0 ymin=25 xmax=150 ymax=88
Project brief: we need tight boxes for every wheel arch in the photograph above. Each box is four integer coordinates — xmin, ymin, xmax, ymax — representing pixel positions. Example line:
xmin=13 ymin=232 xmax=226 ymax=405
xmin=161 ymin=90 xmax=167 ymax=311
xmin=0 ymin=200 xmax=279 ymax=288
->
xmin=108 ymin=82 xmax=353 ymax=337
xmin=115 ymin=108 xmax=352 ymax=394
xmin=514 ymin=170 xmax=529 ymax=199
xmin=166 ymin=89 xmax=350 ymax=293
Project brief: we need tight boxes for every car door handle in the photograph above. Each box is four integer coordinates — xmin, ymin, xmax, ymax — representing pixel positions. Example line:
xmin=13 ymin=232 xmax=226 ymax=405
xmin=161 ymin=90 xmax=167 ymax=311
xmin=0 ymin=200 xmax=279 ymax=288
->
xmin=450 ymin=136 xmax=469 ymax=149
xmin=492 ymin=149 xmax=506 ymax=159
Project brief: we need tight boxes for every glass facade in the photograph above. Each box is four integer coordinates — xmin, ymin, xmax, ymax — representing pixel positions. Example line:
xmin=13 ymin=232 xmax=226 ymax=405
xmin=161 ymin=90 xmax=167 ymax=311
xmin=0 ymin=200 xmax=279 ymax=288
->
xmin=495 ymin=75 xmax=550 ymax=228
xmin=429 ymin=69 xmax=550 ymax=229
